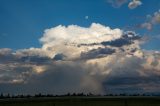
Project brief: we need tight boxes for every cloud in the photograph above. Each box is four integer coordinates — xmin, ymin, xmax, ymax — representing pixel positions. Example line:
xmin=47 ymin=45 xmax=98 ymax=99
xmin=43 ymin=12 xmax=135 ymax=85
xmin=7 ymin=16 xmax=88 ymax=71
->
xmin=0 ymin=23 xmax=160 ymax=94
xmin=101 ymin=31 xmax=140 ymax=47
xmin=53 ymin=53 xmax=65 ymax=61
xmin=0 ymin=48 xmax=12 ymax=55
xmin=81 ymin=47 xmax=115 ymax=59
xmin=40 ymin=23 xmax=122 ymax=59
xmin=107 ymin=0 xmax=128 ymax=8
xmin=140 ymin=23 xmax=152 ymax=30
xmin=128 ymin=0 xmax=142 ymax=9
xmin=151 ymin=10 xmax=160 ymax=24
xmin=85 ymin=16 xmax=89 ymax=20
xmin=140 ymin=10 xmax=160 ymax=30
xmin=107 ymin=0 xmax=142 ymax=9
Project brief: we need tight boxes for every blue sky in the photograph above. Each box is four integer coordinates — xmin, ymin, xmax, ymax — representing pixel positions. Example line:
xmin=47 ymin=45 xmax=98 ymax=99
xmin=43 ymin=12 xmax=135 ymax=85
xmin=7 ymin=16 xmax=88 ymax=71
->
xmin=0 ymin=0 xmax=160 ymax=50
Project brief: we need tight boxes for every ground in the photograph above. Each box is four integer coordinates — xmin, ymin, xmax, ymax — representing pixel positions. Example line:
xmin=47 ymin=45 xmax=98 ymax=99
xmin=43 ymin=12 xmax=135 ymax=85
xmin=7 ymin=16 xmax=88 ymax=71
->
xmin=0 ymin=96 xmax=160 ymax=106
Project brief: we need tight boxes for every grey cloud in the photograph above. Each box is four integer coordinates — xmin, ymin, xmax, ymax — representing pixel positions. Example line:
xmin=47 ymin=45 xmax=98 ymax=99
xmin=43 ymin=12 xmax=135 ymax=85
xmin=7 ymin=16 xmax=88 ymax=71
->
xmin=0 ymin=48 xmax=52 ymax=84
xmin=101 ymin=38 xmax=132 ymax=47
xmin=1 ymin=49 xmax=160 ymax=94
xmin=105 ymin=74 xmax=160 ymax=94
xmin=103 ymin=56 xmax=160 ymax=94
xmin=19 ymin=56 xmax=51 ymax=65
xmin=0 ymin=63 xmax=34 ymax=84
xmin=0 ymin=62 xmax=105 ymax=95
xmin=81 ymin=47 xmax=115 ymax=59
xmin=53 ymin=53 xmax=65 ymax=61
xmin=101 ymin=31 xmax=140 ymax=47
xmin=0 ymin=48 xmax=15 ymax=63
xmin=0 ymin=51 xmax=144 ymax=94
xmin=0 ymin=48 xmax=51 ymax=65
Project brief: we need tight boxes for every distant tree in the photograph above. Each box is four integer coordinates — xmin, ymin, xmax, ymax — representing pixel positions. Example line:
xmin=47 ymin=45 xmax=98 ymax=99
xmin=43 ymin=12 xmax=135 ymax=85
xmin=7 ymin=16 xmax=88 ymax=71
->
xmin=87 ymin=92 xmax=93 ymax=96
xmin=79 ymin=93 xmax=85 ymax=96
xmin=20 ymin=94 xmax=24 ymax=98
xmin=47 ymin=94 xmax=53 ymax=97
xmin=6 ymin=93 xmax=10 ymax=98
xmin=72 ymin=93 xmax=76 ymax=96
xmin=120 ymin=93 xmax=126 ymax=96
xmin=108 ymin=94 xmax=113 ymax=96
xmin=35 ymin=93 xmax=42 ymax=97
xmin=0 ymin=93 xmax=4 ymax=99
xmin=66 ymin=93 xmax=71 ymax=96
xmin=26 ymin=94 xmax=31 ymax=98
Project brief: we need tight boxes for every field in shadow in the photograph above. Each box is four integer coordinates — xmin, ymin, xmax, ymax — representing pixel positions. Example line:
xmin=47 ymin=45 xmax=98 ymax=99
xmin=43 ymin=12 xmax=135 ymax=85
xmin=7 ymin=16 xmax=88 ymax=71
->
xmin=0 ymin=96 xmax=160 ymax=106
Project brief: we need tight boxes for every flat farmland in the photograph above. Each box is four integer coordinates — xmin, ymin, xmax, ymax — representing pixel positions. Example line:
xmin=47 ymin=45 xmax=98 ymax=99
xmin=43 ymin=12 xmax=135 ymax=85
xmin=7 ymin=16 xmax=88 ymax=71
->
xmin=0 ymin=97 xmax=160 ymax=106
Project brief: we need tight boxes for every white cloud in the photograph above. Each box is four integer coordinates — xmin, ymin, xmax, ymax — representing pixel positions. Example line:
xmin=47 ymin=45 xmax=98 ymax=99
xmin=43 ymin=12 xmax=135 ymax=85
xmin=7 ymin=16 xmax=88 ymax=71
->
xmin=40 ymin=23 xmax=123 ymax=59
xmin=128 ymin=0 xmax=142 ymax=9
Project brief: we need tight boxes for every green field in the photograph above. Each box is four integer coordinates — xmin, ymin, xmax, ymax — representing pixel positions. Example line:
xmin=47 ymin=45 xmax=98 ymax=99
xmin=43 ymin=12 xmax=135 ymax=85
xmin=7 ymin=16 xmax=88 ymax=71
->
xmin=0 ymin=97 xmax=160 ymax=106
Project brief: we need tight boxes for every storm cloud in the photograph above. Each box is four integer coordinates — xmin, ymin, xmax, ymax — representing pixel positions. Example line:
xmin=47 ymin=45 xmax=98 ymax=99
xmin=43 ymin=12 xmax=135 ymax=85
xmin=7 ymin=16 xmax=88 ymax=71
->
xmin=0 ymin=23 xmax=160 ymax=94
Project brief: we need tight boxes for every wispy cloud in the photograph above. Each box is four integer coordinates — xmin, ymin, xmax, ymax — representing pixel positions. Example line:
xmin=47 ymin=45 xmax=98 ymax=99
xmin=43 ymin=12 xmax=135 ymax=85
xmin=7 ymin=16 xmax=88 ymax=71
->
xmin=107 ymin=0 xmax=142 ymax=9
xmin=140 ymin=10 xmax=160 ymax=30
xmin=107 ymin=0 xmax=128 ymax=8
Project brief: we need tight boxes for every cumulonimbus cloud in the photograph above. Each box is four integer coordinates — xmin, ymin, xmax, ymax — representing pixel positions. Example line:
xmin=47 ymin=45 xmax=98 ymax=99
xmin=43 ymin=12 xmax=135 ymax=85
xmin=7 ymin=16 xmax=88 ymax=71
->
xmin=0 ymin=23 xmax=160 ymax=94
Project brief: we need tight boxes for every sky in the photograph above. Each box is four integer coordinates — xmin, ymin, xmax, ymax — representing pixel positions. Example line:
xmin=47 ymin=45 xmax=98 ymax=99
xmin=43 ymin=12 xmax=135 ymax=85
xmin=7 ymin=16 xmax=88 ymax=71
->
xmin=0 ymin=0 xmax=160 ymax=95
xmin=0 ymin=0 xmax=160 ymax=50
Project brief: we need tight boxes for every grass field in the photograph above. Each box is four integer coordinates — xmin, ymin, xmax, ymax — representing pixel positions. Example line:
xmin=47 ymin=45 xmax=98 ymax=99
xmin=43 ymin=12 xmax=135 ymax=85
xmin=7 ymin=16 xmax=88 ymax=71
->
xmin=0 ymin=97 xmax=160 ymax=106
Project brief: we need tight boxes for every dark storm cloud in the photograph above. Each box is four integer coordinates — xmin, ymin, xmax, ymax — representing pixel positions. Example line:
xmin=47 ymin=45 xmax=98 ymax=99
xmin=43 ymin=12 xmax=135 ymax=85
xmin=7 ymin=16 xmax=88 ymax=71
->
xmin=104 ymin=75 xmax=160 ymax=94
xmin=0 ymin=62 xmax=105 ymax=95
xmin=102 ymin=55 xmax=160 ymax=94
xmin=0 ymin=48 xmax=51 ymax=65
xmin=19 ymin=56 xmax=51 ymax=65
xmin=0 ymin=48 xmax=16 ymax=63
xmin=101 ymin=31 xmax=141 ymax=47
xmin=53 ymin=53 xmax=64 ymax=61
xmin=81 ymin=47 xmax=115 ymax=59
xmin=0 ymin=48 xmax=53 ymax=84
xmin=0 ymin=63 xmax=34 ymax=84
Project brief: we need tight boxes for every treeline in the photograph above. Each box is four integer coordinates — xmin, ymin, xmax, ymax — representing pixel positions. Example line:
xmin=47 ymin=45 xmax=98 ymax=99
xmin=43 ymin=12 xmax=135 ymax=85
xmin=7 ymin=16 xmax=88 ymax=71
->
xmin=0 ymin=93 xmax=95 ymax=99
xmin=0 ymin=93 xmax=159 ymax=99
